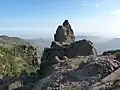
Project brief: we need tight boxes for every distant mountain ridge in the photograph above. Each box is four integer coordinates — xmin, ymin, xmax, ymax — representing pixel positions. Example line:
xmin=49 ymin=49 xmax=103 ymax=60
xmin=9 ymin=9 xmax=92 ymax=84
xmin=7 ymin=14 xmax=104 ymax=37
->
xmin=27 ymin=36 xmax=120 ymax=54
xmin=76 ymin=36 xmax=120 ymax=54
xmin=0 ymin=35 xmax=41 ymax=77
xmin=0 ymin=35 xmax=30 ymax=45
xmin=26 ymin=38 xmax=51 ymax=50
xmin=76 ymin=36 xmax=112 ymax=43
xmin=0 ymin=35 xmax=120 ymax=55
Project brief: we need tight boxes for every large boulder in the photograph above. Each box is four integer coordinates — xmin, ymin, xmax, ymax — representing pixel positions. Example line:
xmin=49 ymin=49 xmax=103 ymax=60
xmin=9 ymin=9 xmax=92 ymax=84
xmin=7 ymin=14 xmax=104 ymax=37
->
xmin=64 ymin=39 xmax=97 ymax=58
xmin=51 ymin=39 xmax=97 ymax=58
xmin=54 ymin=20 xmax=75 ymax=43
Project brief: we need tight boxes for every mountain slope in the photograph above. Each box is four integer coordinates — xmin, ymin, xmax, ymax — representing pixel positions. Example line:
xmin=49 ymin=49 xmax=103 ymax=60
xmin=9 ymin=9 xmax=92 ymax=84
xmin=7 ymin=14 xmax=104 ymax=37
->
xmin=26 ymin=38 xmax=51 ymax=50
xmin=0 ymin=44 xmax=38 ymax=76
xmin=26 ymin=36 xmax=120 ymax=55
xmin=76 ymin=36 xmax=120 ymax=54
xmin=0 ymin=35 xmax=30 ymax=45
xmin=104 ymin=38 xmax=120 ymax=49
xmin=0 ymin=35 xmax=40 ymax=76
xmin=76 ymin=36 xmax=111 ymax=43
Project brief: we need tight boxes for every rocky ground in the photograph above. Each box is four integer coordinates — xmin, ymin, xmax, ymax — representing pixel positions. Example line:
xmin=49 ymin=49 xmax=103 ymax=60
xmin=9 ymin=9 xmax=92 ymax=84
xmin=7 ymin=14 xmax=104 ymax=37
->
xmin=1 ymin=54 xmax=120 ymax=90
xmin=32 ymin=55 xmax=120 ymax=90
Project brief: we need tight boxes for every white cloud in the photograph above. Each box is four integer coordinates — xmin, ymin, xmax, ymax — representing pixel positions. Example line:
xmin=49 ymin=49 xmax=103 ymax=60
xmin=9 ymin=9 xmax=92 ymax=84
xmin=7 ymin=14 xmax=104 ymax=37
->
xmin=83 ymin=4 xmax=87 ymax=6
xmin=70 ymin=17 xmax=120 ymax=38
xmin=95 ymin=5 xmax=99 ymax=7
xmin=109 ymin=9 xmax=120 ymax=18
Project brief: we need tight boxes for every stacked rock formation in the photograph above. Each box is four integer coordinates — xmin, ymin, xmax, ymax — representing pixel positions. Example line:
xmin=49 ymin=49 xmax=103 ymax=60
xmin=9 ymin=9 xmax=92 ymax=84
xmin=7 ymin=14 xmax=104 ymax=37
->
xmin=31 ymin=20 xmax=120 ymax=90
xmin=39 ymin=20 xmax=97 ymax=77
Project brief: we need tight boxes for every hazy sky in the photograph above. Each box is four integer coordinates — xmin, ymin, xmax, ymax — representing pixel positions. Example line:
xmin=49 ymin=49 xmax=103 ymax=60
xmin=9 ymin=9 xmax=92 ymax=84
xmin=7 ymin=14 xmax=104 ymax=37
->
xmin=0 ymin=0 xmax=120 ymax=39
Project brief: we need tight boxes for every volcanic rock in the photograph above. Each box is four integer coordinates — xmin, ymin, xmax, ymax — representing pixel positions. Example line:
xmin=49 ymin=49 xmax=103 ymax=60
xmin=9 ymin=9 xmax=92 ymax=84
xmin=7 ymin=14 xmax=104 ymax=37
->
xmin=40 ymin=39 xmax=97 ymax=77
xmin=39 ymin=20 xmax=97 ymax=77
xmin=33 ymin=56 xmax=120 ymax=90
xmin=54 ymin=20 xmax=75 ymax=43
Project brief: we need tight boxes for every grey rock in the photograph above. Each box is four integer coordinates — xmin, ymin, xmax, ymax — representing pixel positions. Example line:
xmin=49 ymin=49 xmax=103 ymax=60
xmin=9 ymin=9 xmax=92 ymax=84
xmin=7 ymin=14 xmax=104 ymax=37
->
xmin=33 ymin=56 xmax=120 ymax=90
xmin=40 ymin=39 xmax=97 ymax=77
xmin=54 ymin=20 xmax=75 ymax=43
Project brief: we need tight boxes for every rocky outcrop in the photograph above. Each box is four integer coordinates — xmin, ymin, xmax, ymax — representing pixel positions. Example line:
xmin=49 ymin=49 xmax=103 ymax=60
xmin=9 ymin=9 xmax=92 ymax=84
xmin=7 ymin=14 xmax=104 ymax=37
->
xmin=51 ymin=39 xmax=97 ymax=58
xmin=33 ymin=56 xmax=120 ymax=90
xmin=31 ymin=20 xmax=120 ymax=90
xmin=102 ymin=49 xmax=120 ymax=56
xmin=54 ymin=20 xmax=75 ymax=43
xmin=39 ymin=20 xmax=97 ymax=77
xmin=40 ymin=39 xmax=97 ymax=77
xmin=102 ymin=49 xmax=120 ymax=62
xmin=90 ymin=68 xmax=120 ymax=90
xmin=71 ymin=57 xmax=120 ymax=82
xmin=114 ymin=52 xmax=120 ymax=61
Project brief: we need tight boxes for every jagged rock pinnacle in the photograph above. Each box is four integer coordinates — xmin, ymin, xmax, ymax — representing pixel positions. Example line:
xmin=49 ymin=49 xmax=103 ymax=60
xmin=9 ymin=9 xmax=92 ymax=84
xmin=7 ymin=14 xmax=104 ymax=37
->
xmin=63 ymin=20 xmax=71 ymax=29
xmin=54 ymin=20 xmax=75 ymax=43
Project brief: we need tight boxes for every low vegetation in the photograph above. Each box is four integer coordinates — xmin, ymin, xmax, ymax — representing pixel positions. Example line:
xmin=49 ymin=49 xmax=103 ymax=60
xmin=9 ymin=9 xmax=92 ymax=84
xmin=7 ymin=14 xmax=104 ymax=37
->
xmin=0 ymin=44 xmax=38 ymax=76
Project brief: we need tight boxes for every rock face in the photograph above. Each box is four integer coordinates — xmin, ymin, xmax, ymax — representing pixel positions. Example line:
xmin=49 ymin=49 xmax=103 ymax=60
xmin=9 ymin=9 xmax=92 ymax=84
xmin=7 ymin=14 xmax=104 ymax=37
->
xmin=102 ymin=49 xmax=120 ymax=62
xmin=51 ymin=39 xmax=97 ymax=58
xmin=90 ymin=68 xmax=120 ymax=90
xmin=54 ymin=20 xmax=75 ymax=43
xmin=33 ymin=56 xmax=120 ymax=90
xmin=72 ymin=57 xmax=120 ymax=81
xmin=31 ymin=20 xmax=120 ymax=90
xmin=40 ymin=40 xmax=97 ymax=77
xmin=102 ymin=49 xmax=120 ymax=56
xmin=39 ymin=20 xmax=97 ymax=77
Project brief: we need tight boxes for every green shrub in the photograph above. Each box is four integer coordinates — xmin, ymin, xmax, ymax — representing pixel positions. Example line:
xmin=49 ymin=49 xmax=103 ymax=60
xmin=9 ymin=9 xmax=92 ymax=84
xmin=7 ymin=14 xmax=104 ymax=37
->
xmin=0 ymin=44 xmax=37 ymax=76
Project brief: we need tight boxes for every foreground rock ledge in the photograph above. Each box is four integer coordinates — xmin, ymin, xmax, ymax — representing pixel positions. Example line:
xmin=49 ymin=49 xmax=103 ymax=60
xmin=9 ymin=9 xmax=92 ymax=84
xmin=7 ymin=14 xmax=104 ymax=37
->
xmin=33 ymin=56 xmax=120 ymax=90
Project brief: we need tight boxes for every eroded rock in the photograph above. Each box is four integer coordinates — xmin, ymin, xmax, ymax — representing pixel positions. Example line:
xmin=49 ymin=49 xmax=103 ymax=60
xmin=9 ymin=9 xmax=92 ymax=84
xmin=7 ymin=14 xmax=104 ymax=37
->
xmin=40 ymin=20 xmax=97 ymax=78
xmin=33 ymin=56 xmax=120 ymax=90
xmin=54 ymin=20 xmax=75 ymax=43
xmin=40 ymin=39 xmax=97 ymax=77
